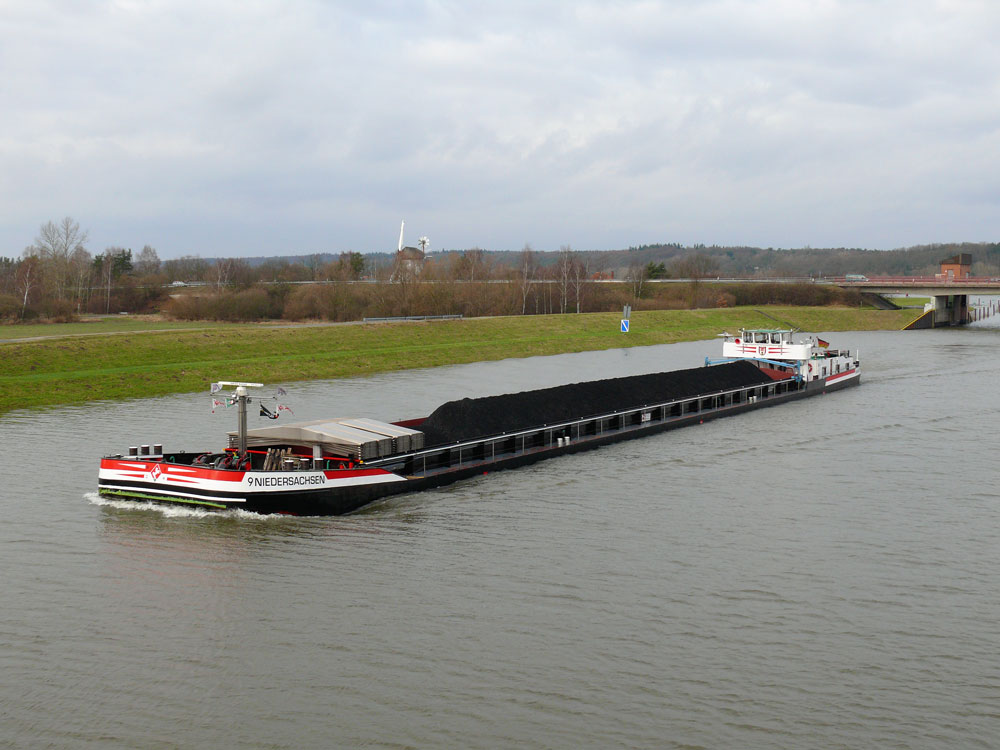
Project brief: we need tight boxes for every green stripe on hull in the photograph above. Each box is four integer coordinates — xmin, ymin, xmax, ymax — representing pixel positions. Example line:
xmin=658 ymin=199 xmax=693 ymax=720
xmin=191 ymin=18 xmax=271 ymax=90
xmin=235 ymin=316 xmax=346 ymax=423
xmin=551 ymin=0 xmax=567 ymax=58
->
xmin=99 ymin=488 xmax=228 ymax=509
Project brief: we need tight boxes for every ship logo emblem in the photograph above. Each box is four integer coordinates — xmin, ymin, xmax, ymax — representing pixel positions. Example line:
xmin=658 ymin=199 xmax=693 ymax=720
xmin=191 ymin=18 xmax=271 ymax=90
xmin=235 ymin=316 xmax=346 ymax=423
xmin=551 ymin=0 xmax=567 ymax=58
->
xmin=150 ymin=464 xmax=162 ymax=481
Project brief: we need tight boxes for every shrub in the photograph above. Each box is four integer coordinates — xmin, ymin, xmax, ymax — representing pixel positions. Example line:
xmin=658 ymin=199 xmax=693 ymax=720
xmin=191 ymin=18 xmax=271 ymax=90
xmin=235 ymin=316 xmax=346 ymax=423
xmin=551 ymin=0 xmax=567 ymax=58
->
xmin=164 ymin=294 xmax=211 ymax=320
xmin=0 ymin=294 xmax=22 ymax=320
xmin=221 ymin=288 xmax=271 ymax=321
xmin=40 ymin=298 xmax=78 ymax=322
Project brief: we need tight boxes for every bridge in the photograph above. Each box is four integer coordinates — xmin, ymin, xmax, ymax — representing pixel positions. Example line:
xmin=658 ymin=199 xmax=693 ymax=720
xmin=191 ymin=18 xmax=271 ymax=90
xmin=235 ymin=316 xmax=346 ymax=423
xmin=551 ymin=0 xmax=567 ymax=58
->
xmin=833 ymin=276 xmax=1000 ymax=328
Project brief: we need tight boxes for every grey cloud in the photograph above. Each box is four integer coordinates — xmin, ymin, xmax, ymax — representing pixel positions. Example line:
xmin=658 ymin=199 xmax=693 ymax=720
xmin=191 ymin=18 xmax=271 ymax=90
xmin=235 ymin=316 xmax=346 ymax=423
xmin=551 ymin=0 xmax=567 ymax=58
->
xmin=1 ymin=0 xmax=999 ymax=255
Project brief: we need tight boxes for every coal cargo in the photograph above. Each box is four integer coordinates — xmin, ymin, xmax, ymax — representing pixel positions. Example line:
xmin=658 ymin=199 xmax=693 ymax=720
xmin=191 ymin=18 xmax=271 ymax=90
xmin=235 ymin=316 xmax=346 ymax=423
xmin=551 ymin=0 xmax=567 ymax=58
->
xmin=419 ymin=360 xmax=774 ymax=446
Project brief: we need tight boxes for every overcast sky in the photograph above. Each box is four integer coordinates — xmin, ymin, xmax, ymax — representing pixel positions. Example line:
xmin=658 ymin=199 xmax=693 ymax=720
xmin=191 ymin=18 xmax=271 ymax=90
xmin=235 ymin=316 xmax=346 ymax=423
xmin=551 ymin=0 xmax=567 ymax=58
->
xmin=2 ymin=0 xmax=998 ymax=259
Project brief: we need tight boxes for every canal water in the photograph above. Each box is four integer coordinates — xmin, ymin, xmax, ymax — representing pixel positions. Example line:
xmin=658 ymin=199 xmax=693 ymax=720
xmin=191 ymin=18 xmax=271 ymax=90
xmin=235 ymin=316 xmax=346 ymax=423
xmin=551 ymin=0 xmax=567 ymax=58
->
xmin=2 ymin=328 xmax=999 ymax=749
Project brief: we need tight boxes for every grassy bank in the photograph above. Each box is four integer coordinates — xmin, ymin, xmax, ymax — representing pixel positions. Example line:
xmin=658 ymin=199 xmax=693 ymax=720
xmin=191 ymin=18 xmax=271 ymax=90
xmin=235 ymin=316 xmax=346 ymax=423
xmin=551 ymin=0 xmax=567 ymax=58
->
xmin=0 ymin=316 xmax=245 ymax=340
xmin=0 ymin=307 xmax=914 ymax=415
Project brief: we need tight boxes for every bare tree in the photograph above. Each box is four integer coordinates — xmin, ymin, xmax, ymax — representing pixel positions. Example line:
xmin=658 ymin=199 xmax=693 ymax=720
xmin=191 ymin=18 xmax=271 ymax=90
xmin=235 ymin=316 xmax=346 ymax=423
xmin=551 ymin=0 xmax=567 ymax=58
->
xmin=35 ymin=217 xmax=88 ymax=300
xmin=0 ymin=257 xmax=16 ymax=297
xmin=16 ymin=251 xmax=40 ymax=319
xmin=211 ymin=257 xmax=255 ymax=289
xmin=517 ymin=244 xmax=537 ymax=315
xmin=624 ymin=261 xmax=647 ymax=301
xmin=670 ymin=252 xmax=720 ymax=308
xmin=69 ymin=247 xmax=93 ymax=312
xmin=214 ymin=258 xmax=236 ymax=289
xmin=134 ymin=245 xmax=161 ymax=276
xmin=570 ymin=252 xmax=591 ymax=314
xmin=304 ymin=253 xmax=324 ymax=280
xmin=456 ymin=247 xmax=492 ymax=283
xmin=97 ymin=247 xmax=131 ymax=313
xmin=164 ymin=255 xmax=209 ymax=283
xmin=556 ymin=245 xmax=574 ymax=313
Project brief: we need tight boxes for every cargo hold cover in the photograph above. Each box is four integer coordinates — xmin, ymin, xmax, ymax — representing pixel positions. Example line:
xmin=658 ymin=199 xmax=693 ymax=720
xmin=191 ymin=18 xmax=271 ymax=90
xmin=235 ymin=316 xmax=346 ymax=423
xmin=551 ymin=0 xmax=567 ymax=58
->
xmin=229 ymin=418 xmax=423 ymax=461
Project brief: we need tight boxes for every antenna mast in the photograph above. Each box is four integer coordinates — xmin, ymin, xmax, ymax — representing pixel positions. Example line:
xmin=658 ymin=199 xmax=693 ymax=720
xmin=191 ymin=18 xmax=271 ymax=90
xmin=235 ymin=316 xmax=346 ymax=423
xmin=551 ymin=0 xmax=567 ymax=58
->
xmin=214 ymin=381 xmax=264 ymax=459
xmin=398 ymin=220 xmax=405 ymax=252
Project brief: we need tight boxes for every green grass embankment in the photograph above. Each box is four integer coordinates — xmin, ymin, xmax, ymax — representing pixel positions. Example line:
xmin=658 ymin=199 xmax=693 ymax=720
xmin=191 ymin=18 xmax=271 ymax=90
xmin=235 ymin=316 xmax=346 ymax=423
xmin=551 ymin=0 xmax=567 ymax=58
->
xmin=0 ymin=317 xmax=258 ymax=340
xmin=0 ymin=307 xmax=915 ymax=415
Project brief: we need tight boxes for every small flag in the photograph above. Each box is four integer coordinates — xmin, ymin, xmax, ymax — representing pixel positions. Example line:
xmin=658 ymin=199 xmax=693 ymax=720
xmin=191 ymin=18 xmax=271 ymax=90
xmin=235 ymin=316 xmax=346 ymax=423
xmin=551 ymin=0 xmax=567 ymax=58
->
xmin=210 ymin=382 xmax=223 ymax=394
xmin=260 ymin=404 xmax=279 ymax=420
xmin=276 ymin=386 xmax=287 ymax=397
xmin=817 ymin=338 xmax=829 ymax=349
xmin=211 ymin=398 xmax=225 ymax=413
xmin=278 ymin=404 xmax=294 ymax=415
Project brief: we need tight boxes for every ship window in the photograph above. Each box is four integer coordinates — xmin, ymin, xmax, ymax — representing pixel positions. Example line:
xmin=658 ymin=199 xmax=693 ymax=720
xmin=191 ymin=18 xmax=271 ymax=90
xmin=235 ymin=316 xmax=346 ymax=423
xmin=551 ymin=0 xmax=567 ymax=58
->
xmin=770 ymin=333 xmax=780 ymax=344
xmin=754 ymin=332 xmax=767 ymax=343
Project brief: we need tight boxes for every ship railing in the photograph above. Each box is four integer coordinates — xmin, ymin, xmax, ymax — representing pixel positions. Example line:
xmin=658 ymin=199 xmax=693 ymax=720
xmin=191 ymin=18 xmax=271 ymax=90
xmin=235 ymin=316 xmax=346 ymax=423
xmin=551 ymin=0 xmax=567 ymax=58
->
xmin=366 ymin=376 xmax=802 ymax=475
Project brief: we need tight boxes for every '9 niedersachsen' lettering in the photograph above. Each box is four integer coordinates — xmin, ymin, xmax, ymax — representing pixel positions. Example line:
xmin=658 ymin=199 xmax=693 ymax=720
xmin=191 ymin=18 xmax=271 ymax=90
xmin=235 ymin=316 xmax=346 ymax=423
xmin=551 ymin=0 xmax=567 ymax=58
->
xmin=246 ymin=474 xmax=325 ymax=488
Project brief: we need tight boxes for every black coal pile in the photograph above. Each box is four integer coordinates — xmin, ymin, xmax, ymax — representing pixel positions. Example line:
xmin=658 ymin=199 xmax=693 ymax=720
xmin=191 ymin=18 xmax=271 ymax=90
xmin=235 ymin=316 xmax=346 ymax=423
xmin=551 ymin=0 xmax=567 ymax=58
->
xmin=420 ymin=360 xmax=774 ymax=446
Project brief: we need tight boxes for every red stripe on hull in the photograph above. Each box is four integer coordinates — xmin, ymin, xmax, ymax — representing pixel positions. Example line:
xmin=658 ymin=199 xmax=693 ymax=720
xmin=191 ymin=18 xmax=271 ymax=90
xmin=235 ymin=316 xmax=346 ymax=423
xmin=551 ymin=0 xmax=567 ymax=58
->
xmin=99 ymin=458 xmax=395 ymax=483
xmin=825 ymin=368 xmax=857 ymax=385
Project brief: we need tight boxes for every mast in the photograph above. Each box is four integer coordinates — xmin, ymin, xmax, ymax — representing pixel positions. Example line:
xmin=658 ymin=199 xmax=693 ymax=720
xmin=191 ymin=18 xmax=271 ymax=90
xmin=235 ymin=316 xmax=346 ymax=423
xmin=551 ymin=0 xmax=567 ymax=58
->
xmin=215 ymin=381 xmax=264 ymax=459
xmin=236 ymin=386 xmax=248 ymax=457
xmin=398 ymin=219 xmax=405 ymax=252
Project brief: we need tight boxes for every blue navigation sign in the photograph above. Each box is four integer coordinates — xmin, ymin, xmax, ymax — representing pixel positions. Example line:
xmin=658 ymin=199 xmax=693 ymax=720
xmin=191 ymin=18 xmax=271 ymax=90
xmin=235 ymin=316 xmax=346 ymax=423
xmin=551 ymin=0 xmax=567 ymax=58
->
xmin=621 ymin=319 xmax=629 ymax=333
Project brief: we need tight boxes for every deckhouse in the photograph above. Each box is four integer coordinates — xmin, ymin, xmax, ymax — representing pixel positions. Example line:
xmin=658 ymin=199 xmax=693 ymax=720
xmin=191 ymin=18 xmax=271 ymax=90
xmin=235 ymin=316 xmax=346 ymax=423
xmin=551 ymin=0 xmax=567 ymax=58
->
xmin=718 ymin=328 xmax=858 ymax=384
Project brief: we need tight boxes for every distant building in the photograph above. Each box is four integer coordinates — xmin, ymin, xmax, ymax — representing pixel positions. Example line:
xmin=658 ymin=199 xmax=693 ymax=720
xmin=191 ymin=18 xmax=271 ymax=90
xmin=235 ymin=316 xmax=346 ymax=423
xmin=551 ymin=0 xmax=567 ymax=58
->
xmin=939 ymin=253 xmax=972 ymax=279
xmin=390 ymin=220 xmax=428 ymax=281
xmin=392 ymin=246 xmax=425 ymax=280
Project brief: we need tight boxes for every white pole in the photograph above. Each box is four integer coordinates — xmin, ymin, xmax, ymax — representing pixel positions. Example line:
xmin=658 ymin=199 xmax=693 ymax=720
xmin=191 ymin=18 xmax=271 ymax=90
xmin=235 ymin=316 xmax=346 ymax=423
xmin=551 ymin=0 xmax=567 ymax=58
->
xmin=236 ymin=386 xmax=248 ymax=458
xmin=398 ymin=220 xmax=405 ymax=252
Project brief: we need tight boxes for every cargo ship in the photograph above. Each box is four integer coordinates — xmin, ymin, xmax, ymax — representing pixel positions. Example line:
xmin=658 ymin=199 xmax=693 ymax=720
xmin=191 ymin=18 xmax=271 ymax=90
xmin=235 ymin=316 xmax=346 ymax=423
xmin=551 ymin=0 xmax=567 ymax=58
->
xmin=97 ymin=329 xmax=860 ymax=515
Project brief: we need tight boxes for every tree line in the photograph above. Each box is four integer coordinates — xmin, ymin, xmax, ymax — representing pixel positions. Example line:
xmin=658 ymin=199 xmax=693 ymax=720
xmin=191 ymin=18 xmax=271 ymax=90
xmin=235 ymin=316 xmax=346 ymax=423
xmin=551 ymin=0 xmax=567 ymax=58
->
xmin=14 ymin=216 xmax=986 ymax=323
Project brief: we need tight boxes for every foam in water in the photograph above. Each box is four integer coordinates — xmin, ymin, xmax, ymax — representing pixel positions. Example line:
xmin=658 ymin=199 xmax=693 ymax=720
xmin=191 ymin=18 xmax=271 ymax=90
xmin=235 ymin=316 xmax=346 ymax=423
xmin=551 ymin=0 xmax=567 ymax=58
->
xmin=84 ymin=491 xmax=291 ymax=521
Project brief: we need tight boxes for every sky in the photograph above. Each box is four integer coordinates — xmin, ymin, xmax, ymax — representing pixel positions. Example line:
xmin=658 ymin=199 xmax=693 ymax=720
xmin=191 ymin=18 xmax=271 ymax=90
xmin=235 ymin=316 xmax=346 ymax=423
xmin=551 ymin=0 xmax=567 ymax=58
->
xmin=2 ymin=0 xmax=999 ymax=259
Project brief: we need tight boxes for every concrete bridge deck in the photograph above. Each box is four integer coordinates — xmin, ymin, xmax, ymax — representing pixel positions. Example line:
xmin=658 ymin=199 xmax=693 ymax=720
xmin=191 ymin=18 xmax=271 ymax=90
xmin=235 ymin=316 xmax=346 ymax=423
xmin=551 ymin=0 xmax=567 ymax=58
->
xmin=832 ymin=276 xmax=1000 ymax=296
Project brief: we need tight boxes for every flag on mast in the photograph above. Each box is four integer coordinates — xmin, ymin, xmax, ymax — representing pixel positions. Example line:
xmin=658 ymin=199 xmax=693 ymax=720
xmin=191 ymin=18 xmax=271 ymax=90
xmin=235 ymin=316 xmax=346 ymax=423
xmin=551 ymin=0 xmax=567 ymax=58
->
xmin=817 ymin=338 xmax=829 ymax=349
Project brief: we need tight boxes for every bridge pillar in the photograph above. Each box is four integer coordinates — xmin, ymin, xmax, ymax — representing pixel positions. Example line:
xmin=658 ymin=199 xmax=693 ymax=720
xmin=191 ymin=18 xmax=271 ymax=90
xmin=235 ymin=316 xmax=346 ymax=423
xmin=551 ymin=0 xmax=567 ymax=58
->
xmin=928 ymin=294 xmax=969 ymax=326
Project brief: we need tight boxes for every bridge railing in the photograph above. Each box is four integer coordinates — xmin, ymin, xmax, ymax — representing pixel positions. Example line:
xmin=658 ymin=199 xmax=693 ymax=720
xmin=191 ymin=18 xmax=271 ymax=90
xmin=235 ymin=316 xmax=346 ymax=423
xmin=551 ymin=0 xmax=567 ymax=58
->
xmin=831 ymin=276 xmax=1000 ymax=285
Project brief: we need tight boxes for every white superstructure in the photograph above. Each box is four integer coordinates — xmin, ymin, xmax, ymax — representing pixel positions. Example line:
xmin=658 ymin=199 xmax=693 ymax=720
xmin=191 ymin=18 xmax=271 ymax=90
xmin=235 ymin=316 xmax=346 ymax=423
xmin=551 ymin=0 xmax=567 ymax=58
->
xmin=719 ymin=328 xmax=859 ymax=384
